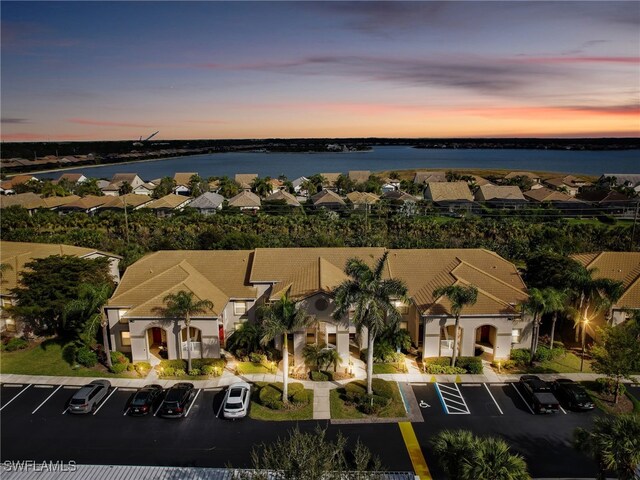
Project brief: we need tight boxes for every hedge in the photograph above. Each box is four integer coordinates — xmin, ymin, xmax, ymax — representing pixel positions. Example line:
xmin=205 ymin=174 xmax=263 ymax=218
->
xmin=509 ymin=349 xmax=531 ymax=366
xmin=456 ymin=357 xmax=483 ymax=374
xmin=2 ymin=338 xmax=28 ymax=352
xmin=76 ymin=346 xmax=98 ymax=368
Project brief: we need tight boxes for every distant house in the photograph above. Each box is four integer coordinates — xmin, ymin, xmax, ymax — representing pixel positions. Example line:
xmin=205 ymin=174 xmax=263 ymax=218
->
xmin=228 ymin=190 xmax=261 ymax=211
xmin=0 ymin=175 xmax=39 ymax=195
xmin=470 ymin=175 xmax=493 ymax=187
xmin=0 ymin=241 xmax=121 ymax=333
xmin=98 ymin=193 xmax=153 ymax=211
xmin=503 ymin=172 xmax=542 ymax=189
xmin=58 ymin=195 xmax=111 ymax=215
xmin=0 ymin=192 xmax=44 ymax=213
xmin=319 ymin=173 xmax=341 ymax=190
xmin=600 ymin=174 xmax=640 ymax=193
xmin=346 ymin=191 xmax=379 ymax=209
xmin=475 ymin=185 xmax=527 ymax=208
xmin=423 ymin=182 xmax=474 ymax=211
xmin=382 ymin=190 xmax=419 ymax=204
xmin=291 ymin=176 xmax=309 ymax=195
xmin=413 ymin=171 xmax=447 ymax=184
xmin=578 ymin=190 xmax=640 ymax=217
xmin=544 ymin=175 xmax=589 ymax=197
xmin=381 ymin=177 xmax=401 ymax=193
xmin=264 ymin=190 xmax=301 ymax=207
xmin=235 ymin=174 xmax=258 ymax=191
xmin=111 ymin=174 xmax=145 ymax=190
xmin=142 ymin=194 xmax=192 ymax=217
xmin=173 ymin=172 xmax=198 ymax=195
xmin=188 ymin=192 xmax=225 ymax=215
xmin=348 ymin=170 xmax=371 ymax=184
xmin=523 ymin=187 xmax=589 ymax=215
xmin=132 ymin=182 xmax=156 ymax=196
xmin=57 ymin=173 xmax=88 ymax=185
xmin=41 ymin=195 xmax=81 ymax=210
xmin=311 ymin=189 xmax=345 ymax=209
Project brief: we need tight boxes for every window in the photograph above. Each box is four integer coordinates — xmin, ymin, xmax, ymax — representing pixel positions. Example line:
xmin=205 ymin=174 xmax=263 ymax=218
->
xmin=234 ymin=301 xmax=247 ymax=316
xmin=393 ymin=300 xmax=409 ymax=315
xmin=512 ymin=329 xmax=521 ymax=344
xmin=5 ymin=319 xmax=16 ymax=332
xmin=121 ymin=331 xmax=131 ymax=346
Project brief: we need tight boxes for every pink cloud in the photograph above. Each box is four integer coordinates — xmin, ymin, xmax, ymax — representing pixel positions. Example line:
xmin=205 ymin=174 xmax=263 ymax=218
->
xmin=511 ymin=56 xmax=639 ymax=65
xmin=67 ymin=118 xmax=152 ymax=128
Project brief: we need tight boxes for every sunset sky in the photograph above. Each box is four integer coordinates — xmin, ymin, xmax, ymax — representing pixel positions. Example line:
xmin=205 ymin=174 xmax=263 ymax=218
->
xmin=1 ymin=1 xmax=639 ymax=141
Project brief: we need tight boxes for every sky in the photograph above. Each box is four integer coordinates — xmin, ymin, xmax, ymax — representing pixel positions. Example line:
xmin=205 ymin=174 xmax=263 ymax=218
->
xmin=1 ymin=1 xmax=639 ymax=141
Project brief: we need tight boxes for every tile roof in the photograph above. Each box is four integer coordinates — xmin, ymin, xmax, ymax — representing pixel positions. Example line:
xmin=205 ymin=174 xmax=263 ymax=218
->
xmin=475 ymin=185 xmax=525 ymax=202
xmin=523 ymin=187 xmax=579 ymax=202
xmin=348 ymin=170 xmax=371 ymax=183
xmin=174 ymin=172 xmax=198 ymax=186
xmin=235 ymin=174 xmax=258 ymax=189
xmin=311 ymin=189 xmax=345 ymax=206
xmin=1 ymin=241 xmax=120 ymax=294
xmin=99 ymin=193 xmax=153 ymax=209
xmin=413 ymin=171 xmax=447 ymax=184
xmin=228 ymin=190 xmax=261 ymax=208
xmin=319 ymin=173 xmax=341 ymax=186
xmin=346 ymin=191 xmax=380 ymax=205
xmin=41 ymin=195 xmax=81 ymax=209
xmin=424 ymin=182 xmax=473 ymax=202
xmin=111 ymin=173 xmax=141 ymax=184
xmin=143 ymin=194 xmax=192 ymax=210
xmin=0 ymin=175 xmax=38 ymax=189
xmin=0 ymin=192 xmax=44 ymax=210
xmin=471 ymin=175 xmax=493 ymax=187
xmin=265 ymin=190 xmax=301 ymax=207
xmin=504 ymin=171 xmax=540 ymax=180
xmin=61 ymin=195 xmax=111 ymax=210
xmin=572 ymin=252 xmax=640 ymax=309
xmin=58 ymin=173 xmax=85 ymax=183
xmin=109 ymin=251 xmax=256 ymax=317
xmin=189 ymin=192 xmax=225 ymax=210
xmin=382 ymin=190 xmax=419 ymax=203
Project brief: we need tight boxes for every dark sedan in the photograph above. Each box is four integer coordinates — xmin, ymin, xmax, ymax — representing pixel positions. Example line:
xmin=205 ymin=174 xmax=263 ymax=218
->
xmin=157 ymin=383 xmax=194 ymax=418
xmin=552 ymin=379 xmax=595 ymax=410
xmin=128 ymin=384 xmax=164 ymax=416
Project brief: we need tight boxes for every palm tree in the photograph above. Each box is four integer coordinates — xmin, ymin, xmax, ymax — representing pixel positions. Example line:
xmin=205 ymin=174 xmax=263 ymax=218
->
xmin=0 ymin=262 xmax=12 ymax=284
xmin=545 ymin=287 xmax=568 ymax=351
xmin=432 ymin=284 xmax=478 ymax=367
xmin=63 ymin=283 xmax=114 ymax=368
xmin=523 ymin=287 xmax=547 ymax=365
xmin=225 ymin=322 xmax=264 ymax=357
xmin=574 ymin=415 xmax=640 ymax=480
xmin=159 ymin=290 xmax=214 ymax=373
xmin=332 ymin=252 xmax=408 ymax=395
xmin=463 ymin=437 xmax=530 ymax=480
xmin=251 ymin=176 xmax=272 ymax=198
xmin=118 ymin=181 xmax=133 ymax=196
xmin=258 ymin=291 xmax=315 ymax=403
xmin=432 ymin=429 xmax=477 ymax=480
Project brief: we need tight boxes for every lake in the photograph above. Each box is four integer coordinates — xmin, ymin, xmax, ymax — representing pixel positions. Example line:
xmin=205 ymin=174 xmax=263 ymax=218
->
xmin=36 ymin=146 xmax=639 ymax=180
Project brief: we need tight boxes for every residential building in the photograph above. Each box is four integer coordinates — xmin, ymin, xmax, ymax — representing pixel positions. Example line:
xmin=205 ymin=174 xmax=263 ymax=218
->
xmin=110 ymin=173 xmax=145 ymax=190
xmin=381 ymin=177 xmax=400 ymax=193
xmin=142 ymin=194 xmax=192 ymax=217
xmin=572 ymin=252 xmax=640 ymax=327
xmin=578 ymin=190 xmax=639 ymax=218
xmin=264 ymin=190 xmax=301 ymax=207
xmin=348 ymin=170 xmax=371 ymax=184
xmin=291 ymin=176 xmax=309 ymax=195
xmin=1 ymin=241 xmax=121 ymax=333
xmin=381 ymin=190 xmax=419 ymax=204
xmin=105 ymin=248 xmax=530 ymax=365
xmin=173 ymin=173 xmax=198 ymax=195
xmin=56 ymin=173 xmax=88 ymax=185
xmin=600 ymin=174 xmax=640 ymax=193
xmin=413 ymin=171 xmax=447 ymax=185
xmin=311 ymin=189 xmax=345 ymax=209
xmin=345 ymin=191 xmax=379 ymax=209
xmin=56 ymin=195 xmax=110 ymax=215
xmin=423 ymin=182 xmax=474 ymax=212
xmin=188 ymin=192 xmax=225 ymax=215
xmin=235 ymin=174 xmax=258 ymax=191
xmin=0 ymin=175 xmax=39 ymax=195
xmin=523 ymin=187 xmax=590 ymax=215
xmin=319 ymin=173 xmax=341 ymax=190
xmin=503 ymin=171 xmax=542 ymax=188
xmin=98 ymin=193 xmax=153 ymax=211
xmin=132 ymin=182 xmax=156 ymax=196
xmin=544 ymin=175 xmax=589 ymax=197
xmin=0 ymin=192 xmax=44 ymax=213
xmin=41 ymin=195 xmax=81 ymax=210
xmin=475 ymin=185 xmax=527 ymax=208
xmin=228 ymin=190 xmax=261 ymax=211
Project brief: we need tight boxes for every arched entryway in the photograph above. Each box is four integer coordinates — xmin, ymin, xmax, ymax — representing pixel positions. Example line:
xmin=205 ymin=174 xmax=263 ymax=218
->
xmin=439 ymin=324 xmax=462 ymax=357
xmin=475 ymin=324 xmax=497 ymax=361
xmin=146 ymin=327 xmax=168 ymax=360
xmin=180 ymin=326 xmax=202 ymax=359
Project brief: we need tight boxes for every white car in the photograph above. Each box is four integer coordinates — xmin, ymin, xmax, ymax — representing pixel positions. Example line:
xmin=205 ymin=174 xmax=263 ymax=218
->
xmin=222 ymin=382 xmax=251 ymax=419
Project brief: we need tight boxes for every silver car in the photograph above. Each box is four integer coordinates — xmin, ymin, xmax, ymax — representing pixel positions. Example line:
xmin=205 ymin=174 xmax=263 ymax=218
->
xmin=222 ymin=382 xmax=251 ymax=419
xmin=68 ymin=379 xmax=111 ymax=414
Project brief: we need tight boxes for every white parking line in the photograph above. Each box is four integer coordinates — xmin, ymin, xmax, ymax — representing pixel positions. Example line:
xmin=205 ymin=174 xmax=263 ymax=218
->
xmin=184 ymin=389 xmax=201 ymax=418
xmin=461 ymin=384 xmax=482 ymax=387
xmin=216 ymin=395 xmax=226 ymax=418
xmin=32 ymin=385 xmax=62 ymax=414
xmin=34 ymin=385 xmax=54 ymax=389
xmin=93 ymin=387 xmax=118 ymax=416
xmin=511 ymin=383 xmax=535 ymax=414
xmin=3 ymin=384 xmax=23 ymax=388
xmin=436 ymin=383 xmax=470 ymax=414
xmin=63 ymin=386 xmax=81 ymax=389
xmin=0 ymin=384 xmax=31 ymax=411
xmin=559 ymin=405 xmax=567 ymax=414
xmin=483 ymin=383 xmax=503 ymax=415
xmin=123 ymin=408 xmax=130 ymax=416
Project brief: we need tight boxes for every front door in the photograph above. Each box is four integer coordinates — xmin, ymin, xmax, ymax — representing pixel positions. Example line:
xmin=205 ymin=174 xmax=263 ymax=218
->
xmin=219 ymin=325 xmax=225 ymax=347
xmin=480 ymin=325 xmax=491 ymax=344
xmin=152 ymin=328 xmax=163 ymax=344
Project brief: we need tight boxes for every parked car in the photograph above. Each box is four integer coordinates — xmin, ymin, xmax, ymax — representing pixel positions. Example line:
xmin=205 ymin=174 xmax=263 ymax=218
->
xmin=222 ymin=382 xmax=251 ymax=419
xmin=552 ymin=379 xmax=594 ymax=410
xmin=519 ymin=375 xmax=560 ymax=414
xmin=68 ymin=380 xmax=111 ymax=414
xmin=128 ymin=384 xmax=164 ymax=416
xmin=157 ymin=383 xmax=194 ymax=418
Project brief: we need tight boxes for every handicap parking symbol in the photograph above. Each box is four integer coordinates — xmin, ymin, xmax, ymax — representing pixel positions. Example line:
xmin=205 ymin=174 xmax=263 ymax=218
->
xmin=419 ymin=400 xmax=430 ymax=408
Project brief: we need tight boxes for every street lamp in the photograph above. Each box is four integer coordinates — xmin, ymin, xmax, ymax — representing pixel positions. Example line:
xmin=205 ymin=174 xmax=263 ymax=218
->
xmin=580 ymin=318 xmax=589 ymax=372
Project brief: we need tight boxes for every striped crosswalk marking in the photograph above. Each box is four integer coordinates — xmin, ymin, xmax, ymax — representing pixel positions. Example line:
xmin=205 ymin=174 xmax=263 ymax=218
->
xmin=398 ymin=422 xmax=432 ymax=480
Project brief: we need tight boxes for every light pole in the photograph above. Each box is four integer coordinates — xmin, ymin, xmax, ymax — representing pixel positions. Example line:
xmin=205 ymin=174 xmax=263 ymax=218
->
xmin=580 ymin=318 xmax=589 ymax=372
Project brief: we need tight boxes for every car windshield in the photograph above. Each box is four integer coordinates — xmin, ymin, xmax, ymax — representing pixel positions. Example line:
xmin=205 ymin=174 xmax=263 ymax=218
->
xmin=226 ymin=400 xmax=242 ymax=408
xmin=229 ymin=388 xmax=243 ymax=398
xmin=166 ymin=390 xmax=186 ymax=401
xmin=570 ymin=388 xmax=590 ymax=401
xmin=163 ymin=401 xmax=179 ymax=408
xmin=70 ymin=398 xmax=86 ymax=405
xmin=131 ymin=393 xmax=149 ymax=406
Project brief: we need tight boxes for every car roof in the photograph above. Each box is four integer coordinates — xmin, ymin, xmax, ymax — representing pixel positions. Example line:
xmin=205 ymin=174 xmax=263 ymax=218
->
xmin=228 ymin=382 xmax=251 ymax=389
xmin=74 ymin=386 xmax=95 ymax=397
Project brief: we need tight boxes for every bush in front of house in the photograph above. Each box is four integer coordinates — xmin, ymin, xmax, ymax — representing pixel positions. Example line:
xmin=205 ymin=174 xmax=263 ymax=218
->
xmin=2 ymin=337 xmax=29 ymax=352
xmin=342 ymin=379 xmax=393 ymax=414
xmin=110 ymin=362 xmax=127 ymax=374
xmin=110 ymin=351 xmax=129 ymax=364
xmin=160 ymin=359 xmax=187 ymax=370
xmin=109 ymin=350 xmax=130 ymax=373
xmin=509 ymin=348 xmax=531 ymax=366
xmin=249 ymin=352 xmax=267 ymax=364
xmin=310 ymin=371 xmax=329 ymax=381
xmin=256 ymin=382 xmax=307 ymax=410
xmin=192 ymin=358 xmax=226 ymax=370
xmin=76 ymin=346 xmax=98 ymax=368
xmin=456 ymin=357 xmax=483 ymax=374
xmin=62 ymin=343 xmax=78 ymax=365
xmin=534 ymin=345 xmax=565 ymax=362
xmin=134 ymin=362 xmax=151 ymax=377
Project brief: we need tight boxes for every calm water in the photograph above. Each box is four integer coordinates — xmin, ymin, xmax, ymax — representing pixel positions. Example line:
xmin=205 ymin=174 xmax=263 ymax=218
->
xmin=36 ymin=146 xmax=639 ymax=180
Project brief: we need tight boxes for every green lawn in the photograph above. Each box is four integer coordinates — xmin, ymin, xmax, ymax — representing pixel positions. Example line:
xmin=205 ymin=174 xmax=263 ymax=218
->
xmin=330 ymin=380 xmax=407 ymax=419
xmin=529 ymin=352 xmax=594 ymax=374
xmin=372 ymin=363 xmax=407 ymax=374
xmin=249 ymin=382 xmax=314 ymax=421
xmin=0 ymin=340 xmax=132 ymax=378
xmin=235 ymin=362 xmax=275 ymax=374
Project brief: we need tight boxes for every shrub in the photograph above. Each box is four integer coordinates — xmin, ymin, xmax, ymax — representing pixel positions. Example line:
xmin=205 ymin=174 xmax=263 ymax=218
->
xmin=371 ymin=378 xmax=394 ymax=399
xmin=62 ymin=343 xmax=78 ymax=365
xmin=491 ymin=359 xmax=515 ymax=370
xmin=259 ymin=383 xmax=286 ymax=410
xmin=192 ymin=358 xmax=225 ymax=370
xmin=160 ymin=359 xmax=187 ymax=370
xmin=510 ymin=349 xmax=531 ymax=366
xmin=110 ymin=351 xmax=129 ymax=365
xmin=292 ymin=389 xmax=311 ymax=404
xmin=288 ymin=383 xmax=304 ymax=395
xmin=134 ymin=362 xmax=151 ymax=376
xmin=534 ymin=346 xmax=553 ymax=362
xmin=126 ymin=363 xmax=135 ymax=371
xmin=76 ymin=346 xmax=98 ymax=367
xmin=160 ymin=366 xmax=175 ymax=377
xmin=174 ymin=368 xmax=186 ymax=377
xmin=426 ymin=364 xmax=466 ymax=374
xmin=110 ymin=362 xmax=127 ymax=374
xmin=3 ymin=337 xmax=28 ymax=352
xmin=456 ymin=357 xmax=483 ymax=374
xmin=188 ymin=368 xmax=201 ymax=376
xmin=311 ymin=371 xmax=329 ymax=381
xmin=249 ymin=352 xmax=267 ymax=364
xmin=202 ymin=365 xmax=215 ymax=375
xmin=596 ymin=377 xmax=626 ymax=397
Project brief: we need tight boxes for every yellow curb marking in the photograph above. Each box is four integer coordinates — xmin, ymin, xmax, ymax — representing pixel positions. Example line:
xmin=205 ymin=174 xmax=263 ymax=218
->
xmin=455 ymin=375 xmax=462 ymax=383
xmin=398 ymin=422 xmax=432 ymax=480
xmin=430 ymin=375 xmax=436 ymax=383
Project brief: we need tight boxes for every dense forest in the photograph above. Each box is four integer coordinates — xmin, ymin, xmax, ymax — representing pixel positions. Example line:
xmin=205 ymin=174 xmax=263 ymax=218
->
xmin=1 ymin=206 xmax=635 ymax=270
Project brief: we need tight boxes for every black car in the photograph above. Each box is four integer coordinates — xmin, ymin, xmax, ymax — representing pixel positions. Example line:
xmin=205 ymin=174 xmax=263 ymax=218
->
xmin=128 ymin=384 xmax=163 ymax=416
xmin=519 ymin=375 xmax=560 ymax=414
xmin=157 ymin=383 xmax=194 ymax=418
xmin=552 ymin=379 xmax=594 ymax=410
